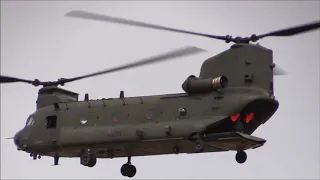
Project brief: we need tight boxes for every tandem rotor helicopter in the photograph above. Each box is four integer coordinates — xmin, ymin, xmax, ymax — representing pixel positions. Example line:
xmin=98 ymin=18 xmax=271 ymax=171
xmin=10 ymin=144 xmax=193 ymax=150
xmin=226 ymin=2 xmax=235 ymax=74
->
xmin=2 ymin=10 xmax=320 ymax=178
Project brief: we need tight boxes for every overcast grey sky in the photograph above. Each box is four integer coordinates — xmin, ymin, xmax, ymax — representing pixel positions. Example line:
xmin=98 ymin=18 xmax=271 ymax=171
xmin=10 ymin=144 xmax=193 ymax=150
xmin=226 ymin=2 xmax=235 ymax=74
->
xmin=1 ymin=1 xmax=319 ymax=179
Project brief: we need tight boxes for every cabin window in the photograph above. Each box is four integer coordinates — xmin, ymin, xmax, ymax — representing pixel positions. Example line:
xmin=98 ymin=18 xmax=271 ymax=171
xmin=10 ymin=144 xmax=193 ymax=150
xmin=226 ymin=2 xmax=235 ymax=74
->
xmin=179 ymin=108 xmax=187 ymax=116
xmin=46 ymin=116 xmax=57 ymax=129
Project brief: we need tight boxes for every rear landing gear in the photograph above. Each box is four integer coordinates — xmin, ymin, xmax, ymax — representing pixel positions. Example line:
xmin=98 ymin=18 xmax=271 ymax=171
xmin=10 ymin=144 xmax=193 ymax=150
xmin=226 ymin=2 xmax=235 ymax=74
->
xmin=235 ymin=150 xmax=247 ymax=164
xmin=121 ymin=156 xmax=136 ymax=178
xmin=80 ymin=152 xmax=97 ymax=167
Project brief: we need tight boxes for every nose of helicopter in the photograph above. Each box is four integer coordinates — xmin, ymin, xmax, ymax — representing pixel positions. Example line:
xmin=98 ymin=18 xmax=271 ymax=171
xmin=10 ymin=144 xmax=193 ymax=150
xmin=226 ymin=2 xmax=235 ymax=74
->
xmin=13 ymin=130 xmax=22 ymax=148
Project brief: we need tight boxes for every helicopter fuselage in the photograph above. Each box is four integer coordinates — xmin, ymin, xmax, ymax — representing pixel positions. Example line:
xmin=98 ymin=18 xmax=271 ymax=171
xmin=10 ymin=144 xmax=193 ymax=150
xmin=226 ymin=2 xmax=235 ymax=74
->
xmin=14 ymin=86 xmax=278 ymax=159
xmin=13 ymin=43 xmax=281 ymax=159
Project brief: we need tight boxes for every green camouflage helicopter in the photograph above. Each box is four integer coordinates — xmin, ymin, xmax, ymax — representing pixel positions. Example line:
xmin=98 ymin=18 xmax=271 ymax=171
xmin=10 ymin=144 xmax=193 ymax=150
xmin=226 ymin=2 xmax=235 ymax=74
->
xmin=1 ymin=10 xmax=319 ymax=178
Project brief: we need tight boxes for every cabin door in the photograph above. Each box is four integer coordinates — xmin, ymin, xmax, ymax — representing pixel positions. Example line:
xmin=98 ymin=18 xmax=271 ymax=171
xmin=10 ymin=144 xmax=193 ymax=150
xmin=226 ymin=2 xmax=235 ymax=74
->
xmin=45 ymin=115 xmax=60 ymax=148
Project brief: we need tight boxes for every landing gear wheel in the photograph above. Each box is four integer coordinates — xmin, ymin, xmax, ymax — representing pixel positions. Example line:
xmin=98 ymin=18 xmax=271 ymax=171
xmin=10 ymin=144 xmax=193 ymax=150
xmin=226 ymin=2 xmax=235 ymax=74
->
xmin=121 ymin=163 xmax=136 ymax=177
xmin=121 ymin=156 xmax=136 ymax=177
xmin=235 ymin=150 xmax=247 ymax=164
xmin=194 ymin=139 xmax=204 ymax=153
xmin=80 ymin=153 xmax=97 ymax=167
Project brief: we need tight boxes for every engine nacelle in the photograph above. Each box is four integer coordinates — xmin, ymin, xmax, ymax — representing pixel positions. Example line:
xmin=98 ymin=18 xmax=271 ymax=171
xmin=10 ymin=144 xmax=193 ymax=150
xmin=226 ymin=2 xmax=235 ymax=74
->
xmin=182 ymin=75 xmax=228 ymax=94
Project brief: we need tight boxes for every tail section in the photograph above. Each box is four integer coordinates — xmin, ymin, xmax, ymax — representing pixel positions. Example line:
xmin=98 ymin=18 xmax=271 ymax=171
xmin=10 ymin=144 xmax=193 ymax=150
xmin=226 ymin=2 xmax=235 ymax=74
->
xmin=199 ymin=43 xmax=275 ymax=96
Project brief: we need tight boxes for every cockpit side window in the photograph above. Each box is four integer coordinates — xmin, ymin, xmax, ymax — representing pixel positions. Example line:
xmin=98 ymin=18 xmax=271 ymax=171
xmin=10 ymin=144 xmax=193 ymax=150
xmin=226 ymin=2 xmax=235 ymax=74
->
xmin=26 ymin=115 xmax=35 ymax=127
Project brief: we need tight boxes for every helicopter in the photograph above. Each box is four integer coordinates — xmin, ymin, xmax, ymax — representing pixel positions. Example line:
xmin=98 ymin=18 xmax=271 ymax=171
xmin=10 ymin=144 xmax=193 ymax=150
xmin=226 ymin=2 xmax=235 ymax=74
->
xmin=1 ymin=10 xmax=319 ymax=178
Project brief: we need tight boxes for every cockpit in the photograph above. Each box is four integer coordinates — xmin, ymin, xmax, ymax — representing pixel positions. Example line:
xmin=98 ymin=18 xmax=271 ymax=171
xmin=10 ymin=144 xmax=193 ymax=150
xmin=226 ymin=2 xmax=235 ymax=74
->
xmin=14 ymin=115 xmax=35 ymax=150
xmin=25 ymin=115 xmax=35 ymax=127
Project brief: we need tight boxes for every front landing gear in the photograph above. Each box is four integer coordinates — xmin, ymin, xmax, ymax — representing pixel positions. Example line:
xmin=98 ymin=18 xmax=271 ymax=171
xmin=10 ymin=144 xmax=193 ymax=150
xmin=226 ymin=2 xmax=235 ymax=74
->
xmin=235 ymin=150 xmax=247 ymax=164
xmin=121 ymin=156 xmax=136 ymax=178
xmin=30 ymin=153 xmax=41 ymax=160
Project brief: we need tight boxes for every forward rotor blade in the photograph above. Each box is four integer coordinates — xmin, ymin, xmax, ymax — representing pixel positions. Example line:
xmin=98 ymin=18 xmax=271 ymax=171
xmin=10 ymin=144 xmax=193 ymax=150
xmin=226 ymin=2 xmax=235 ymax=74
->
xmin=59 ymin=46 xmax=206 ymax=84
xmin=65 ymin=10 xmax=228 ymax=41
xmin=0 ymin=75 xmax=35 ymax=84
xmin=257 ymin=20 xmax=320 ymax=39
xmin=273 ymin=66 xmax=287 ymax=75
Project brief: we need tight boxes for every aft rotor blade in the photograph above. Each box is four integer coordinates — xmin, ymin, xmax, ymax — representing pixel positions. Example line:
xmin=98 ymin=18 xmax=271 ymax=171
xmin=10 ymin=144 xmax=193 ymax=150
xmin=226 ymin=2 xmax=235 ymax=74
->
xmin=65 ymin=10 xmax=228 ymax=41
xmin=257 ymin=20 xmax=320 ymax=39
xmin=0 ymin=75 xmax=35 ymax=84
xmin=59 ymin=46 xmax=206 ymax=84
xmin=273 ymin=66 xmax=287 ymax=75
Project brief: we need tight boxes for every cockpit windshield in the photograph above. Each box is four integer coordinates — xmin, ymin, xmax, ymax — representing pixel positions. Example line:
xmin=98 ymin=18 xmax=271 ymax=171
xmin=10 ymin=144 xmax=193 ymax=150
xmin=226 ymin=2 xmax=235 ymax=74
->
xmin=25 ymin=115 xmax=35 ymax=127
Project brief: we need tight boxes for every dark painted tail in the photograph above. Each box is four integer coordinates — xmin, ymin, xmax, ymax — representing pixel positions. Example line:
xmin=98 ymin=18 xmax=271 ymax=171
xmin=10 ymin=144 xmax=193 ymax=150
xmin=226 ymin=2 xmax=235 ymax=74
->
xmin=199 ymin=43 xmax=274 ymax=96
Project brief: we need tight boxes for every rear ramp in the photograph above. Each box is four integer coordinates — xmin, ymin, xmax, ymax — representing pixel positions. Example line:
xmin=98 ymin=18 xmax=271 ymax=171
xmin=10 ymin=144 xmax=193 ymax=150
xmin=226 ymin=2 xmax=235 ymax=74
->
xmin=203 ymin=131 xmax=266 ymax=151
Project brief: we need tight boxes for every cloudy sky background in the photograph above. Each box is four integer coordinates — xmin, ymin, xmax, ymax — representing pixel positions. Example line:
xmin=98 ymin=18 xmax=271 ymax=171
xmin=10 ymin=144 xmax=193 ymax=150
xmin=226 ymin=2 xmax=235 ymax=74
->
xmin=1 ymin=1 xmax=319 ymax=179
